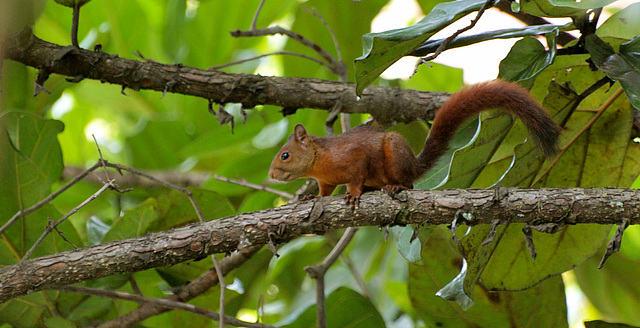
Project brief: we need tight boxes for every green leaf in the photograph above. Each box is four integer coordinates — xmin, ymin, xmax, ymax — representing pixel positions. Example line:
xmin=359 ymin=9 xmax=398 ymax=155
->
xmin=498 ymin=31 xmax=558 ymax=85
xmin=151 ymin=188 xmax=235 ymax=232
xmin=412 ymin=23 xmax=569 ymax=57
xmin=409 ymin=227 xmax=568 ymax=327
xmin=414 ymin=114 xmax=480 ymax=189
xmin=596 ymin=2 xmax=640 ymax=40
xmin=0 ymin=112 xmax=81 ymax=263
xmin=355 ymin=0 xmax=497 ymax=95
xmin=0 ymin=0 xmax=46 ymax=32
xmin=585 ymin=321 xmax=640 ymax=328
xmin=86 ymin=215 xmax=111 ymax=245
xmin=0 ymin=111 xmax=65 ymax=205
xmin=479 ymin=224 xmax=609 ymax=290
xmin=126 ymin=120 xmax=192 ymax=169
xmin=495 ymin=81 xmax=577 ymax=187
xmin=391 ymin=225 xmax=426 ymax=263
xmin=515 ymin=0 xmax=615 ymax=17
xmin=252 ymin=119 xmax=289 ymax=149
xmin=102 ymin=198 xmax=159 ymax=242
xmin=280 ymin=287 xmax=385 ymax=328
xmin=585 ymin=35 xmax=640 ymax=109
xmin=436 ymin=112 xmax=514 ymax=189
xmin=574 ymin=226 xmax=640 ymax=326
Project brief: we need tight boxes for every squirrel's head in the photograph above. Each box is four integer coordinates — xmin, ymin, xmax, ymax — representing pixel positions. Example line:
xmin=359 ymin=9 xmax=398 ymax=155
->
xmin=269 ymin=124 xmax=317 ymax=182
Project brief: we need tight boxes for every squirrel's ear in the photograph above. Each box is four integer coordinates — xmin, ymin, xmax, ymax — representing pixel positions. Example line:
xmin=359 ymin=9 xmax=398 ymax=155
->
xmin=294 ymin=124 xmax=308 ymax=142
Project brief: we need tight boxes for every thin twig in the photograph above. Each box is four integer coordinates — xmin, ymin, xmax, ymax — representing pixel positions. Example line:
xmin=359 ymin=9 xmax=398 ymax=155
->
xmin=560 ymin=76 xmax=612 ymax=127
xmin=102 ymin=162 xmax=205 ymax=221
xmin=21 ymin=181 xmax=115 ymax=261
xmin=98 ymin=245 xmax=262 ymax=328
xmin=302 ymin=6 xmax=347 ymax=81
xmin=214 ymin=174 xmax=294 ymax=199
xmin=414 ymin=0 xmax=495 ymax=73
xmin=52 ymin=220 xmax=78 ymax=249
xmin=305 ymin=227 xmax=359 ymax=328
xmin=250 ymin=0 xmax=266 ymax=31
xmin=325 ymin=233 xmax=371 ymax=299
xmin=1 ymin=161 xmax=102 ymax=237
xmin=102 ymin=162 xmax=226 ymax=327
xmin=530 ymin=86 xmax=625 ymax=187
xmin=93 ymin=134 xmax=111 ymax=183
xmin=230 ymin=26 xmax=343 ymax=76
xmin=71 ymin=3 xmax=80 ymax=47
xmin=208 ymin=51 xmax=330 ymax=72
xmin=55 ymin=285 xmax=275 ymax=328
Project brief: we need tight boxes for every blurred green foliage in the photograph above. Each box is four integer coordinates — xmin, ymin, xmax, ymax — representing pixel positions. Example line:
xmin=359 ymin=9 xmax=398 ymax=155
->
xmin=1 ymin=0 xmax=639 ymax=327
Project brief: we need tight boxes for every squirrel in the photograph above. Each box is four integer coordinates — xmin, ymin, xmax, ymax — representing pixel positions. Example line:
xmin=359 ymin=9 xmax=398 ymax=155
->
xmin=269 ymin=80 xmax=561 ymax=205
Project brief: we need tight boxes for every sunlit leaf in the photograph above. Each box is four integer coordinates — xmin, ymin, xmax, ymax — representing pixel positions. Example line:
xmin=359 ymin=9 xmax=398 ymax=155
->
xmin=355 ymin=0 xmax=497 ymax=95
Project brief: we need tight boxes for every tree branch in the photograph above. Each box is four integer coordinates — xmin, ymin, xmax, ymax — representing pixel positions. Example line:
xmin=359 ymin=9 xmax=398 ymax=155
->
xmin=4 ymin=31 xmax=450 ymax=125
xmin=98 ymin=245 xmax=262 ymax=328
xmin=0 ymin=187 xmax=638 ymax=303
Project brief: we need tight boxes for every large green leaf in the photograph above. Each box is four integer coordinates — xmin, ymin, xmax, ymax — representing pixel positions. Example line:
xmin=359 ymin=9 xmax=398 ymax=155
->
xmin=574 ymin=226 xmax=640 ymax=326
xmin=408 ymin=227 xmax=568 ymax=327
xmin=515 ymin=0 xmax=616 ymax=18
xmin=435 ymin=112 xmax=514 ymax=189
xmin=596 ymin=2 xmax=640 ymax=40
xmin=498 ymin=31 xmax=558 ymax=86
xmin=0 ymin=112 xmax=82 ymax=326
xmin=414 ymin=115 xmax=480 ymax=189
xmin=280 ymin=287 xmax=386 ymax=328
xmin=355 ymin=0 xmax=497 ymax=95
xmin=586 ymin=35 xmax=640 ymax=109
xmin=126 ymin=120 xmax=193 ymax=169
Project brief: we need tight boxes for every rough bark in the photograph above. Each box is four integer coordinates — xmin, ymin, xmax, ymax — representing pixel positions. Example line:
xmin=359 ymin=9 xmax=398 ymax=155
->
xmin=1 ymin=187 xmax=638 ymax=303
xmin=3 ymin=30 xmax=450 ymax=125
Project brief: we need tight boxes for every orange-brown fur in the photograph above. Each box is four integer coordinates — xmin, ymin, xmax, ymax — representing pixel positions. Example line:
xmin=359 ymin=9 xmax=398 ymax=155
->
xmin=269 ymin=80 xmax=560 ymax=204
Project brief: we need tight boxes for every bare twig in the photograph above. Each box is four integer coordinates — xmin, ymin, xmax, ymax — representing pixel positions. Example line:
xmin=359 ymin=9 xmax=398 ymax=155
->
xmin=414 ymin=0 xmax=495 ymax=73
xmin=71 ymin=4 xmax=80 ymax=47
xmin=214 ymin=174 xmax=294 ymax=199
xmin=51 ymin=219 xmax=78 ymax=249
xmin=530 ymin=86 xmax=625 ymax=187
xmin=1 ymin=161 xmax=102 ymax=237
xmin=102 ymin=162 xmax=205 ymax=221
xmin=559 ymin=76 xmax=612 ymax=127
xmin=21 ymin=181 xmax=115 ymax=261
xmin=230 ymin=26 xmax=344 ymax=76
xmin=305 ymin=227 xmax=359 ymax=328
xmin=102 ymin=161 xmax=227 ymax=327
xmin=56 ymin=285 xmax=275 ymax=328
xmin=326 ymin=233 xmax=371 ymax=299
xmin=208 ymin=51 xmax=330 ymax=72
xmin=302 ymin=6 xmax=347 ymax=81
xmin=250 ymin=0 xmax=266 ymax=31
xmin=98 ymin=245 xmax=262 ymax=328
xmin=92 ymin=134 xmax=111 ymax=183
xmin=63 ymin=166 xmax=210 ymax=188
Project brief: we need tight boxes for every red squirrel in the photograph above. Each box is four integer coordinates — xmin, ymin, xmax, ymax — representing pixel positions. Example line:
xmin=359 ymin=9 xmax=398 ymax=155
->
xmin=269 ymin=80 xmax=560 ymax=204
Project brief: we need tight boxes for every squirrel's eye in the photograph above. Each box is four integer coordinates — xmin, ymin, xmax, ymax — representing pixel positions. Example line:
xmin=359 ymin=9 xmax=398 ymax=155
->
xmin=281 ymin=152 xmax=290 ymax=161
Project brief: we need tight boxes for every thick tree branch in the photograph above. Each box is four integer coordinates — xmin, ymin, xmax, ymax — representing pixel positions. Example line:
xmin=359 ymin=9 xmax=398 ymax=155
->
xmin=3 ymin=31 xmax=450 ymax=124
xmin=0 ymin=187 xmax=638 ymax=303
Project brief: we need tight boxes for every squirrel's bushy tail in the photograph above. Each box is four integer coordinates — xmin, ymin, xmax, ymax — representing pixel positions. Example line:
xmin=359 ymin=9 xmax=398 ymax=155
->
xmin=416 ymin=80 xmax=561 ymax=175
